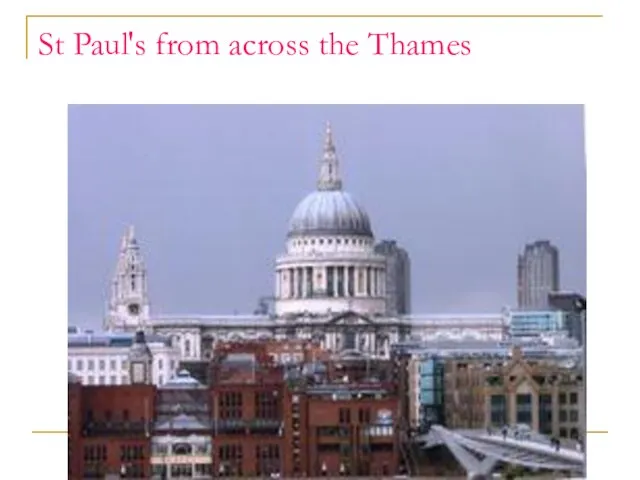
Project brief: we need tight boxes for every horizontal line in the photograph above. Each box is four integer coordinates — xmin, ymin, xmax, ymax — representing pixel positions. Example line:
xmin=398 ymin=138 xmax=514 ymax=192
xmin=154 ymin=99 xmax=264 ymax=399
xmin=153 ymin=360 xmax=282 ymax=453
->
xmin=27 ymin=14 xmax=603 ymax=19
xmin=587 ymin=430 xmax=608 ymax=434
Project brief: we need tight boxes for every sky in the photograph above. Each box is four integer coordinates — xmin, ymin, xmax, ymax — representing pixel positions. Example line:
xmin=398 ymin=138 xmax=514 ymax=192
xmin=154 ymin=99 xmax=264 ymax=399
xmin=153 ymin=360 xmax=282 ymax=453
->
xmin=68 ymin=104 xmax=586 ymax=328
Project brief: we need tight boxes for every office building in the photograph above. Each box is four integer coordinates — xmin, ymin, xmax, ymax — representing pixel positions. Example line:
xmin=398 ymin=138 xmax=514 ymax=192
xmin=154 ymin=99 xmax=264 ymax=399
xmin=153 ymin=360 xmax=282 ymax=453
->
xmin=374 ymin=240 xmax=412 ymax=315
xmin=517 ymin=240 xmax=560 ymax=310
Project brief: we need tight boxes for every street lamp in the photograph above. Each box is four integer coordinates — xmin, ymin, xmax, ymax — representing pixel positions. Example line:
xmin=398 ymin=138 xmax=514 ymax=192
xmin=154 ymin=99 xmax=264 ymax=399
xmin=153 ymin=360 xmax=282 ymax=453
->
xmin=548 ymin=292 xmax=586 ymax=472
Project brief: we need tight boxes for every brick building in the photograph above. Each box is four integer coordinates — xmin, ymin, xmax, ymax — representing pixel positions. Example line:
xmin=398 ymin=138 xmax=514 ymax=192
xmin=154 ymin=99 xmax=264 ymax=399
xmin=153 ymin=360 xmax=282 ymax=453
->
xmin=69 ymin=337 xmax=405 ymax=478
xmin=68 ymin=383 xmax=155 ymax=478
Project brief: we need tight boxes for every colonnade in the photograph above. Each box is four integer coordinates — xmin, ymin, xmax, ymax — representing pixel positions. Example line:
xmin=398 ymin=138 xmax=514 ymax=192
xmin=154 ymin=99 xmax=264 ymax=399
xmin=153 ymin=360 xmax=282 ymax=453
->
xmin=275 ymin=264 xmax=385 ymax=299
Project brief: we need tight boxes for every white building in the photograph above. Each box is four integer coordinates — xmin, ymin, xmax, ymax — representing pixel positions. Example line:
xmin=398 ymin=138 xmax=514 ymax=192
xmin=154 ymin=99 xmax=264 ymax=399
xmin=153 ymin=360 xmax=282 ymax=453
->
xmin=93 ymin=123 xmax=507 ymax=361
xmin=67 ymin=328 xmax=181 ymax=386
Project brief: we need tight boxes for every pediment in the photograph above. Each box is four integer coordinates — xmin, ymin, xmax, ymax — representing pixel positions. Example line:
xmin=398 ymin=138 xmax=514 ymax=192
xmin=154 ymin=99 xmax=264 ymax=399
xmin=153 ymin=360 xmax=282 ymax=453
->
xmin=327 ymin=311 xmax=374 ymax=325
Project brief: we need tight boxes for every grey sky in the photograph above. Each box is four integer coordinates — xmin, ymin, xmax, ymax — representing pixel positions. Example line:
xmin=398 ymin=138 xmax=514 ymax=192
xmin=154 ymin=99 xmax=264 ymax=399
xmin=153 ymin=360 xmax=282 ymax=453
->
xmin=68 ymin=105 xmax=586 ymax=328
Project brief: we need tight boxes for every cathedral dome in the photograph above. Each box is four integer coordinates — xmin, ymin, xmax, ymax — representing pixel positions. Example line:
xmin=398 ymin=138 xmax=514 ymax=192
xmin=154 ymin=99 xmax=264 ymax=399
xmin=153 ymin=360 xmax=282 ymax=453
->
xmin=288 ymin=190 xmax=372 ymax=237
xmin=287 ymin=123 xmax=373 ymax=239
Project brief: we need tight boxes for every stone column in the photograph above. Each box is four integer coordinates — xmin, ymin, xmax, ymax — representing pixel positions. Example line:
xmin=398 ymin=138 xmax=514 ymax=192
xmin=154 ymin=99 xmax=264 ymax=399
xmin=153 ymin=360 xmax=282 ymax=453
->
xmin=302 ymin=267 xmax=308 ymax=298
xmin=508 ymin=392 xmax=517 ymax=425
xmin=289 ymin=268 xmax=295 ymax=298
xmin=551 ymin=386 xmax=559 ymax=436
xmin=333 ymin=266 xmax=339 ymax=297
xmin=365 ymin=267 xmax=371 ymax=296
xmin=345 ymin=265 xmax=351 ymax=297
xmin=484 ymin=395 xmax=491 ymax=428
xmin=374 ymin=268 xmax=378 ymax=296
xmin=324 ymin=266 xmax=330 ymax=296
xmin=532 ymin=394 xmax=540 ymax=432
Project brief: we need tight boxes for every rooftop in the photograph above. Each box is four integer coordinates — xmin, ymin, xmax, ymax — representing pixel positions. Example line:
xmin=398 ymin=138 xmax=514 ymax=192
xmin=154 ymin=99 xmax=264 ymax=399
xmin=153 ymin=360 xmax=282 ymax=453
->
xmin=393 ymin=338 xmax=582 ymax=360
xmin=68 ymin=330 xmax=172 ymax=348
xmin=160 ymin=370 xmax=206 ymax=390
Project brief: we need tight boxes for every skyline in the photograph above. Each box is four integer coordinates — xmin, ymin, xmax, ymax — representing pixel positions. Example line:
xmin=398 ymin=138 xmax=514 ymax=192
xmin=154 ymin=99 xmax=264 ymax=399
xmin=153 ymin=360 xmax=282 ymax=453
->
xmin=68 ymin=105 xmax=586 ymax=328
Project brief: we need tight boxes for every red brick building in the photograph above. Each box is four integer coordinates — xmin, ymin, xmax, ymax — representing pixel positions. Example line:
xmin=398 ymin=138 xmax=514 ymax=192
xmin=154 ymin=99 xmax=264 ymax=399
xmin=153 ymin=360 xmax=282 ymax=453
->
xmin=69 ymin=383 xmax=155 ymax=478
xmin=68 ymin=373 xmax=83 ymax=479
xmin=69 ymin=340 xmax=405 ymax=478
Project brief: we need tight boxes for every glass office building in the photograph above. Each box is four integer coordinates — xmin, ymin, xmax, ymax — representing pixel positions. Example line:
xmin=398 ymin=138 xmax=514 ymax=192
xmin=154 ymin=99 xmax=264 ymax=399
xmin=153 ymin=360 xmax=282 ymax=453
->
xmin=418 ymin=357 xmax=445 ymax=426
xmin=509 ymin=310 xmax=565 ymax=338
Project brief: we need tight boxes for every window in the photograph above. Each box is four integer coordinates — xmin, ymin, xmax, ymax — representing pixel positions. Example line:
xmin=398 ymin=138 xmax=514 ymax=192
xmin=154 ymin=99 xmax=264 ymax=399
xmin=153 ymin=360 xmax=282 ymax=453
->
xmin=559 ymin=427 xmax=568 ymax=438
xmin=110 ymin=375 xmax=117 ymax=385
xmin=171 ymin=465 xmax=192 ymax=477
xmin=569 ymin=392 xmax=578 ymax=405
xmin=195 ymin=465 xmax=213 ymax=476
xmin=339 ymin=408 xmax=351 ymax=424
xmin=219 ymin=392 xmax=243 ymax=420
xmin=109 ymin=359 xmax=116 ymax=370
xmin=158 ymin=359 xmax=163 ymax=370
xmin=570 ymin=410 xmax=579 ymax=422
xmin=559 ymin=410 xmax=568 ymax=422
xmin=68 ymin=359 xmax=71 ymax=371
xmin=98 ymin=376 xmax=105 ymax=384
xmin=120 ymin=444 xmax=145 ymax=461
xmin=255 ymin=444 xmax=280 ymax=476
xmin=158 ymin=375 xmax=164 ymax=385
xmin=538 ymin=394 xmax=553 ymax=434
xmin=559 ymin=392 xmax=567 ymax=405
xmin=490 ymin=395 xmax=507 ymax=426
xmin=218 ymin=444 xmax=243 ymax=477
xmin=515 ymin=394 xmax=532 ymax=425
xmin=121 ymin=375 xmax=128 ymax=384
xmin=99 ymin=360 xmax=105 ymax=370
xmin=255 ymin=391 xmax=279 ymax=419
xmin=76 ymin=359 xmax=84 ymax=371
xmin=87 ymin=360 xmax=95 ymax=370
xmin=358 ymin=408 xmax=371 ymax=424
xmin=344 ymin=330 xmax=356 ymax=350
xmin=185 ymin=339 xmax=191 ymax=356
xmin=87 ymin=376 xmax=94 ymax=385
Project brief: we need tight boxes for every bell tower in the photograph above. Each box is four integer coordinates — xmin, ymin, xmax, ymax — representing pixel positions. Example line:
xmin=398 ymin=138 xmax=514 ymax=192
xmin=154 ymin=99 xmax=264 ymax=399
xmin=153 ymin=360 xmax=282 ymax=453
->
xmin=104 ymin=225 xmax=151 ymax=332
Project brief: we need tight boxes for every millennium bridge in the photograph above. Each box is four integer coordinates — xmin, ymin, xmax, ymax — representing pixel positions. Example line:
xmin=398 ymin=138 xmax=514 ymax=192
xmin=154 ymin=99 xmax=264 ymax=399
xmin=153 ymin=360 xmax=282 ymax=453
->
xmin=414 ymin=426 xmax=585 ymax=479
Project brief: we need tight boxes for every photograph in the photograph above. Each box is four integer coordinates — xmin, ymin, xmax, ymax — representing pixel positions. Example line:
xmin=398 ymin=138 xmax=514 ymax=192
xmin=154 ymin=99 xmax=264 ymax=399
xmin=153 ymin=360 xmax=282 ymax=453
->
xmin=67 ymin=104 xmax=586 ymax=479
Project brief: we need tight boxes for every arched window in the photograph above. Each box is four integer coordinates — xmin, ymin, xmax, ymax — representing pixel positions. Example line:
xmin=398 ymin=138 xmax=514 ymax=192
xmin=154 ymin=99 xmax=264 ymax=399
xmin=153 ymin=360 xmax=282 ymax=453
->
xmin=172 ymin=443 xmax=192 ymax=455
